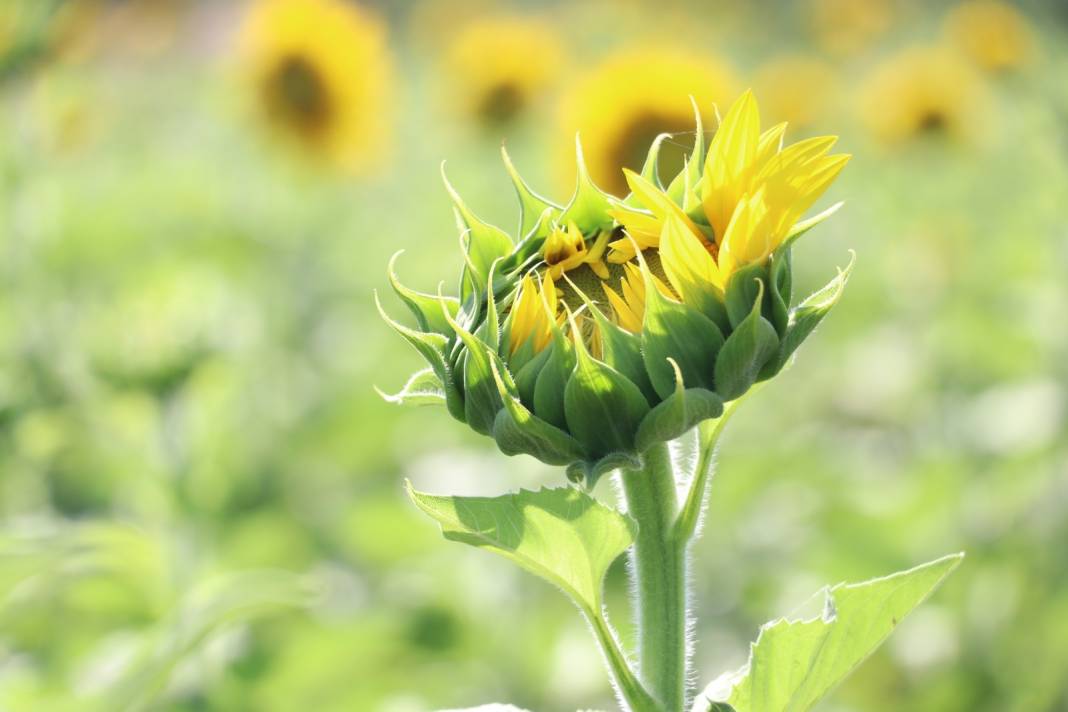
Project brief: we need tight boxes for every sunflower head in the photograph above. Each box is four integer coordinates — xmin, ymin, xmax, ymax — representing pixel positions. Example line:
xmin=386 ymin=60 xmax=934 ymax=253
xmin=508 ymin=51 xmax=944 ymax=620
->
xmin=945 ymin=0 xmax=1035 ymax=73
xmin=380 ymin=92 xmax=852 ymax=487
xmin=859 ymin=46 xmax=987 ymax=144
xmin=239 ymin=0 xmax=391 ymax=171
xmin=753 ymin=54 xmax=838 ymax=129
xmin=560 ymin=48 xmax=737 ymax=195
xmin=444 ymin=16 xmax=562 ymax=127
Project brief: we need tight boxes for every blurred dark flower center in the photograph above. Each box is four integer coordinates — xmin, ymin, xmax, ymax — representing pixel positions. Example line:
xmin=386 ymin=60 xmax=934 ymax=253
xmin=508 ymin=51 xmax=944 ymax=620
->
xmin=607 ymin=111 xmax=695 ymax=195
xmin=917 ymin=109 xmax=948 ymax=134
xmin=477 ymin=81 xmax=525 ymax=125
xmin=265 ymin=54 xmax=332 ymax=136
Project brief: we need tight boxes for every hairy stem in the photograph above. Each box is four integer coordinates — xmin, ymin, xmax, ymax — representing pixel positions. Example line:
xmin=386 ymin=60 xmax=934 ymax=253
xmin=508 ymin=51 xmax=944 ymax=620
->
xmin=584 ymin=607 xmax=660 ymax=712
xmin=620 ymin=442 xmax=688 ymax=712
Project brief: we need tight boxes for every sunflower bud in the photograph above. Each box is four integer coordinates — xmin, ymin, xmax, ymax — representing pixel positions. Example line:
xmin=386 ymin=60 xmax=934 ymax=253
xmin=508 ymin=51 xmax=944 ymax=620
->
xmin=380 ymin=91 xmax=852 ymax=487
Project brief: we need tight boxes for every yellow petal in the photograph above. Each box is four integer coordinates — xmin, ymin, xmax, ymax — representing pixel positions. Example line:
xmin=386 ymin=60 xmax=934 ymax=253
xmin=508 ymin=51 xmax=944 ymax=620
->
xmin=659 ymin=213 xmax=724 ymax=300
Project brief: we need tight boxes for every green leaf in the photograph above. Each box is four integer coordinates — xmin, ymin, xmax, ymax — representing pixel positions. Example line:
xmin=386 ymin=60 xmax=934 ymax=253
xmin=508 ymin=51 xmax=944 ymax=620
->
xmin=439 ymin=704 xmax=531 ymax=711
xmin=559 ymin=134 xmax=615 ymax=232
xmin=490 ymin=360 xmax=588 ymax=466
xmin=108 ymin=570 xmax=314 ymax=711
xmin=387 ymin=251 xmax=459 ymax=336
xmin=442 ymin=165 xmax=515 ymax=303
xmin=781 ymin=201 xmax=844 ymax=252
xmin=695 ymin=553 xmax=964 ymax=712
xmin=666 ymin=98 xmax=705 ymax=209
xmin=767 ymin=249 xmax=792 ymax=337
xmin=564 ymin=328 xmax=651 ymax=458
xmin=566 ymin=451 xmax=642 ymax=491
xmin=502 ymin=145 xmax=561 ymax=237
xmin=562 ymin=274 xmax=657 ymax=403
xmin=641 ymin=276 xmax=724 ymax=400
xmin=778 ymin=254 xmax=854 ymax=369
xmin=376 ymin=367 xmax=446 ymax=406
xmin=406 ymin=483 xmax=637 ymax=613
xmin=622 ymin=132 xmax=671 ymax=207
xmin=441 ymin=301 xmax=503 ymax=435
xmin=714 ymin=281 xmax=779 ymax=401
xmin=533 ymin=332 xmax=576 ymax=429
xmin=375 ymin=291 xmax=466 ymax=421
xmin=634 ymin=359 xmax=724 ymax=453
xmin=724 ymin=263 xmax=767 ymax=329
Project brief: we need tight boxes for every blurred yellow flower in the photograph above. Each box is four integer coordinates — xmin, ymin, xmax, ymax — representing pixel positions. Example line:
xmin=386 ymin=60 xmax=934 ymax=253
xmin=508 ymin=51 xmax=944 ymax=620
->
xmin=753 ymin=55 xmax=838 ymax=129
xmin=945 ymin=0 xmax=1035 ymax=72
xmin=444 ymin=16 xmax=562 ymax=127
xmin=559 ymin=48 xmax=737 ymax=195
xmin=859 ymin=46 xmax=987 ymax=144
xmin=808 ymin=0 xmax=894 ymax=56
xmin=239 ymin=0 xmax=392 ymax=172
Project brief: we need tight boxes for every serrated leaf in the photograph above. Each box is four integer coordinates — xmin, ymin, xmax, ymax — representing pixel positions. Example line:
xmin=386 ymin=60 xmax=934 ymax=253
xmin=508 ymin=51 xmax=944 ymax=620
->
xmin=377 ymin=367 xmax=446 ymax=406
xmin=407 ymin=484 xmax=636 ymax=613
xmin=695 ymin=553 xmax=963 ymax=712
xmin=714 ymin=281 xmax=779 ymax=401
xmin=778 ymin=255 xmax=853 ymax=369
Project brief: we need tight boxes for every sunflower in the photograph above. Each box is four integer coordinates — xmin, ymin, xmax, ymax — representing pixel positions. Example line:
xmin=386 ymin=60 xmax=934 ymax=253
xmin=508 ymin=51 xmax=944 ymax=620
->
xmin=515 ymin=90 xmax=848 ymax=372
xmin=807 ymin=0 xmax=895 ymax=57
xmin=382 ymin=90 xmax=851 ymax=476
xmin=559 ymin=48 xmax=737 ymax=196
xmin=239 ymin=0 xmax=392 ymax=171
xmin=752 ymin=54 xmax=838 ymax=129
xmin=858 ymin=46 xmax=987 ymax=144
xmin=945 ymin=0 xmax=1035 ymax=73
xmin=444 ymin=16 xmax=562 ymax=127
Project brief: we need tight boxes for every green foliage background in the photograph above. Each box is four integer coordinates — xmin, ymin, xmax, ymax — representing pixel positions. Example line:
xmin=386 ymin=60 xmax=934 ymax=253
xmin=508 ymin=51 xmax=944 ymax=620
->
xmin=1 ymin=1 xmax=1067 ymax=710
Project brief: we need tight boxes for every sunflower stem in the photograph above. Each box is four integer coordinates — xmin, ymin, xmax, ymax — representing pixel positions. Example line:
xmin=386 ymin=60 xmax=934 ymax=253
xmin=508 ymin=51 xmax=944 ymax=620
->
xmin=620 ymin=442 xmax=688 ymax=712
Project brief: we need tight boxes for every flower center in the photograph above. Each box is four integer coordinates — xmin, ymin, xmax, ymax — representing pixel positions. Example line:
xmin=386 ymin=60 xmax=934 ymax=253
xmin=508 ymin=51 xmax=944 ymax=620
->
xmin=265 ymin=54 xmax=332 ymax=137
xmin=607 ymin=111 xmax=696 ymax=195
xmin=917 ymin=108 xmax=948 ymax=134
xmin=477 ymin=81 xmax=526 ymax=125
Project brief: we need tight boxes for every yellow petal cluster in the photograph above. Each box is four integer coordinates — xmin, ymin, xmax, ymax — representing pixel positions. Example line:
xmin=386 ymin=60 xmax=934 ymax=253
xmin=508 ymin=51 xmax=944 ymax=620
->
xmin=613 ymin=91 xmax=849 ymax=291
xmin=509 ymin=92 xmax=848 ymax=357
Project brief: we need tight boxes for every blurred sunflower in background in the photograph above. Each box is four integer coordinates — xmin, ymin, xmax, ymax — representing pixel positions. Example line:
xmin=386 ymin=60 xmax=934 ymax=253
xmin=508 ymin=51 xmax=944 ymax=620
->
xmin=559 ymin=48 xmax=736 ymax=195
xmin=443 ymin=16 xmax=562 ymax=128
xmin=753 ymin=54 xmax=838 ymax=130
xmin=807 ymin=0 xmax=895 ymax=57
xmin=239 ymin=0 xmax=392 ymax=172
xmin=945 ymin=0 xmax=1035 ymax=73
xmin=858 ymin=45 xmax=987 ymax=145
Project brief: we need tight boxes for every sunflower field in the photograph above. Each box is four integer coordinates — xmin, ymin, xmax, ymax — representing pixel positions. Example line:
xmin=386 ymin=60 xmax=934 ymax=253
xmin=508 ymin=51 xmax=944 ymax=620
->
xmin=1 ymin=1 xmax=1067 ymax=711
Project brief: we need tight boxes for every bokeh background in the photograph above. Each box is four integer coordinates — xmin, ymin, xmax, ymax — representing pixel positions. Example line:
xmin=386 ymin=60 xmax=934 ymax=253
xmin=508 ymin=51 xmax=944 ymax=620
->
xmin=1 ymin=0 xmax=1066 ymax=710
